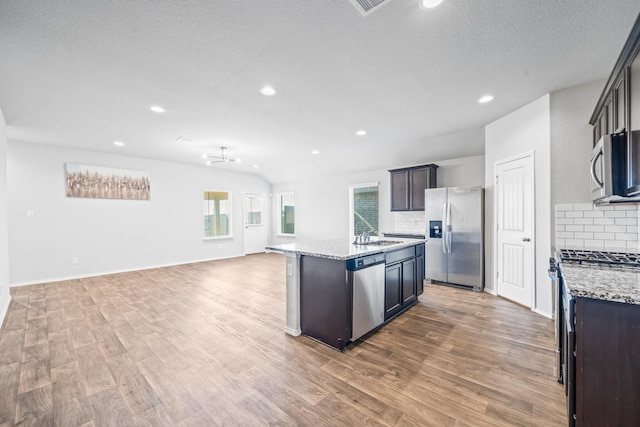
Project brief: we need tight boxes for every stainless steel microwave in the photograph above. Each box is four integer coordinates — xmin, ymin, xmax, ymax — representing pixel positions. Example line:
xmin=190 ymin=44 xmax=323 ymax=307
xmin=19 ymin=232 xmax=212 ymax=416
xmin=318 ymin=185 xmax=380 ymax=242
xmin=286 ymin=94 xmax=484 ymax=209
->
xmin=590 ymin=132 xmax=627 ymax=202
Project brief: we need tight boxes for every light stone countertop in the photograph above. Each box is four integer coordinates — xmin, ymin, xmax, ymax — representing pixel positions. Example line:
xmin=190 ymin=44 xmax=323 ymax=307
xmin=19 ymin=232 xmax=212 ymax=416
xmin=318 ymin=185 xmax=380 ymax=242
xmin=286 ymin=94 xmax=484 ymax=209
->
xmin=265 ymin=238 xmax=425 ymax=261
xmin=559 ymin=262 xmax=640 ymax=305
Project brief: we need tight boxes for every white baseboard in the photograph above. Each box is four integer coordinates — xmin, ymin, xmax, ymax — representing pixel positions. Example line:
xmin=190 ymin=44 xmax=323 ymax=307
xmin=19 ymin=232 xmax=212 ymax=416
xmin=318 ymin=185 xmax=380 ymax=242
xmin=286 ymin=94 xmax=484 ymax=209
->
xmin=9 ymin=254 xmax=243 ymax=288
xmin=532 ymin=307 xmax=553 ymax=319
xmin=483 ymin=287 xmax=497 ymax=296
xmin=0 ymin=288 xmax=11 ymax=329
xmin=283 ymin=326 xmax=301 ymax=336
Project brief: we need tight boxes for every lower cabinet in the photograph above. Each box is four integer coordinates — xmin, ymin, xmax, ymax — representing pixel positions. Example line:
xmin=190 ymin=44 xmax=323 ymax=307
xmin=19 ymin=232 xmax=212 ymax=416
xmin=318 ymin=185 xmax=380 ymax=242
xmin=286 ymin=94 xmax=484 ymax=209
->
xmin=569 ymin=297 xmax=640 ymax=426
xmin=384 ymin=245 xmax=422 ymax=321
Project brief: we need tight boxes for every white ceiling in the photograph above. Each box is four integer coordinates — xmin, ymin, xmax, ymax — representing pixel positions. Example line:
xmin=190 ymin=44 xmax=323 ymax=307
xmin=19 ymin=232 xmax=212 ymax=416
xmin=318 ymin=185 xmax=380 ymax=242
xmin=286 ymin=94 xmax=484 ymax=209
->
xmin=0 ymin=1 xmax=638 ymax=184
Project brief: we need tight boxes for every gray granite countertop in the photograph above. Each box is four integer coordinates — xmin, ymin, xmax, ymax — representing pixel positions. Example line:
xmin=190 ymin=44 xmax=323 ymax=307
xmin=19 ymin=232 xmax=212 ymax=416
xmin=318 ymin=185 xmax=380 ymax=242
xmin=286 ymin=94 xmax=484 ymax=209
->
xmin=559 ymin=262 xmax=640 ymax=305
xmin=266 ymin=238 xmax=425 ymax=261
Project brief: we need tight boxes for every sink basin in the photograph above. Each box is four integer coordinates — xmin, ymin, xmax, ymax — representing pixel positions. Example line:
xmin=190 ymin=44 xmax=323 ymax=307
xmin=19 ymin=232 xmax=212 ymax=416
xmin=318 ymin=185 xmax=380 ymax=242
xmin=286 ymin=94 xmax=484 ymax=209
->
xmin=355 ymin=240 xmax=402 ymax=246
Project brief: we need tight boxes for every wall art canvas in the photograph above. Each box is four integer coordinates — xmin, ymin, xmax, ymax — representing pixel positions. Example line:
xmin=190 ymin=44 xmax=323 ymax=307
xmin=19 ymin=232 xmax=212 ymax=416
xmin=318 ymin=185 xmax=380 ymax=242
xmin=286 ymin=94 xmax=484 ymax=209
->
xmin=65 ymin=163 xmax=151 ymax=200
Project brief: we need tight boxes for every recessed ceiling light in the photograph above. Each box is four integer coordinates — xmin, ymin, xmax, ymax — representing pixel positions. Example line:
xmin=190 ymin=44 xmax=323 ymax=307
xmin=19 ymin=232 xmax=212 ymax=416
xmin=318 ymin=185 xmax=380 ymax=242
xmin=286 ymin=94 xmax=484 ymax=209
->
xmin=252 ymin=165 xmax=259 ymax=168
xmin=236 ymin=158 xmax=242 ymax=163
xmin=113 ymin=141 xmax=125 ymax=147
xmin=356 ymin=130 xmax=367 ymax=136
xmin=150 ymin=105 xmax=166 ymax=113
xmin=478 ymin=95 xmax=494 ymax=104
xmin=421 ymin=0 xmax=444 ymax=9
xmin=202 ymin=154 xmax=208 ymax=159
xmin=206 ymin=160 xmax=212 ymax=166
xmin=311 ymin=150 xmax=320 ymax=155
xmin=259 ymin=86 xmax=277 ymax=96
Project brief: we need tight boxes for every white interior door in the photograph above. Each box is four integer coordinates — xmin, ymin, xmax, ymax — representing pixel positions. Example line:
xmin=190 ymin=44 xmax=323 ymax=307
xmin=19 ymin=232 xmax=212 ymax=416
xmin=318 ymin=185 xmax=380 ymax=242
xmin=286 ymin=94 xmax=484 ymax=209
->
xmin=243 ymin=193 xmax=266 ymax=255
xmin=495 ymin=153 xmax=535 ymax=307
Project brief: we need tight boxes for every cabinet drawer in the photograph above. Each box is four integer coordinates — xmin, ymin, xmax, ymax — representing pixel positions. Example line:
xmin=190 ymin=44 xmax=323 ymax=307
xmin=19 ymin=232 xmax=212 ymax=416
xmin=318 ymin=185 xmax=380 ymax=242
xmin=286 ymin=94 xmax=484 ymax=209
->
xmin=385 ymin=247 xmax=415 ymax=264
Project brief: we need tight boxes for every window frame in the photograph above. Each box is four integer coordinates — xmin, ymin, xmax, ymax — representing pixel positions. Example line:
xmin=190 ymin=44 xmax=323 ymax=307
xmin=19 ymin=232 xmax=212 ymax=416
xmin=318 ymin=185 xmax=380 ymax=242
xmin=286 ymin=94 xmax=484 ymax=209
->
xmin=349 ymin=182 xmax=379 ymax=238
xmin=277 ymin=191 xmax=296 ymax=237
xmin=203 ymin=189 xmax=233 ymax=240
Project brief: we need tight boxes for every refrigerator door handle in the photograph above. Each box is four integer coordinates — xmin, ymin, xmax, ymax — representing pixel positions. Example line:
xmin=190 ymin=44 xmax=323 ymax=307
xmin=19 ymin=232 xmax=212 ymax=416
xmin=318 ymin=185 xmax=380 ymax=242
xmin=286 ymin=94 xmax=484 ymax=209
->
xmin=442 ymin=203 xmax=448 ymax=253
xmin=445 ymin=202 xmax=452 ymax=253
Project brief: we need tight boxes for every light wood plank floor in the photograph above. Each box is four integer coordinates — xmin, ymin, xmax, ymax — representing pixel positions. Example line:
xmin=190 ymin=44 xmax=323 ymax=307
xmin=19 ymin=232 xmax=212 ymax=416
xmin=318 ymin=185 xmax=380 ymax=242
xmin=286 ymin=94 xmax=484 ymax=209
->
xmin=0 ymin=253 xmax=565 ymax=426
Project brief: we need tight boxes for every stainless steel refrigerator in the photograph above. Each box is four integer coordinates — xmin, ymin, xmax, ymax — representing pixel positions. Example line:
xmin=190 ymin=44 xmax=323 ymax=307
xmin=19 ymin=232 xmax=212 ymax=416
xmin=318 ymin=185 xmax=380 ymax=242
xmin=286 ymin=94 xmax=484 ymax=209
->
xmin=425 ymin=186 xmax=484 ymax=291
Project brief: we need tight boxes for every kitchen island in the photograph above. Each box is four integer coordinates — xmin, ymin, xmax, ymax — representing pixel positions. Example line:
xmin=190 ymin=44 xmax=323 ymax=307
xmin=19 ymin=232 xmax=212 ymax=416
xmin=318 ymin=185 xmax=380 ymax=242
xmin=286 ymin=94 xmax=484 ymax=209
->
xmin=266 ymin=238 xmax=425 ymax=350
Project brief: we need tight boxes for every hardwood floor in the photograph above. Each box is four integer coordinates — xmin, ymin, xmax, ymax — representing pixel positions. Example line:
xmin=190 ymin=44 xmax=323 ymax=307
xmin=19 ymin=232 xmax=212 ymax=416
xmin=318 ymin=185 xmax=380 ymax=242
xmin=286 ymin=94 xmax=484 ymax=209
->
xmin=0 ymin=253 xmax=565 ymax=426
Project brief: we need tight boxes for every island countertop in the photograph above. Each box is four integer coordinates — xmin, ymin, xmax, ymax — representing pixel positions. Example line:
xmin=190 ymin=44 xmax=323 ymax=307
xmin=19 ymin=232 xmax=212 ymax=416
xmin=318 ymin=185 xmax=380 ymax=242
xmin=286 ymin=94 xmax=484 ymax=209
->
xmin=266 ymin=238 xmax=425 ymax=261
xmin=559 ymin=262 xmax=640 ymax=305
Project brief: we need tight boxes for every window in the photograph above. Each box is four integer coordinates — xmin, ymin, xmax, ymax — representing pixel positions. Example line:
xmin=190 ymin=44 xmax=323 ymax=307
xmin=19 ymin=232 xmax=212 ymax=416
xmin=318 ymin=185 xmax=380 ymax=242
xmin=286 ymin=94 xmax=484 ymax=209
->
xmin=349 ymin=183 xmax=379 ymax=237
xmin=204 ymin=190 xmax=232 ymax=238
xmin=277 ymin=192 xmax=295 ymax=235
xmin=245 ymin=194 xmax=263 ymax=226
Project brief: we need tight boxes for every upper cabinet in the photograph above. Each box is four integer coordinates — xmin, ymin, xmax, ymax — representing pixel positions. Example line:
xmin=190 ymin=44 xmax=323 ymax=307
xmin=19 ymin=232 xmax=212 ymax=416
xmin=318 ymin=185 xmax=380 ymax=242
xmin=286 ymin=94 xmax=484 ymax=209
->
xmin=590 ymin=13 xmax=640 ymax=196
xmin=389 ymin=164 xmax=438 ymax=211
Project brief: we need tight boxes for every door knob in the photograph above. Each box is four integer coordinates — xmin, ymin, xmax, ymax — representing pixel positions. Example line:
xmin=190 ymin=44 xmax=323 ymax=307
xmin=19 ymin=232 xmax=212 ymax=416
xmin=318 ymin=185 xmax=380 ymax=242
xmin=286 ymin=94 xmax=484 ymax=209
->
xmin=522 ymin=237 xmax=531 ymax=242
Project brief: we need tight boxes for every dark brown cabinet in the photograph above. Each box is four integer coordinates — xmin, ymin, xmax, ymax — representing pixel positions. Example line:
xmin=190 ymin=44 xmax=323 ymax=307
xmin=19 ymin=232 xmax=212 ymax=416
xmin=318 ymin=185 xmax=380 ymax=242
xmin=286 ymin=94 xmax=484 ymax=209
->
xmin=384 ymin=245 xmax=423 ymax=320
xmin=389 ymin=164 xmax=438 ymax=211
xmin=590 ymin=13 xmax=640 ymax=196
xmin=566 ymin=296 xmax=640 ymax=426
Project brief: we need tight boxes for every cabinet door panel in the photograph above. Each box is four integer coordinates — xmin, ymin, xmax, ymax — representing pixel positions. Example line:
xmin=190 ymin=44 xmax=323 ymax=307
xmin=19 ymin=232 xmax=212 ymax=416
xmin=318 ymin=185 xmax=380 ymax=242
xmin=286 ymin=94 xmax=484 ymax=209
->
xmin=614 ymin=75 xmax=626 ymax=133
xmin=390 ymin=171 xmax=409 ymax=211
xmin=628 ymin=49 xmax=640 ymax=195
xmin=385 ymin=263 xmax=402 ymax=319
xmin=402 ymin=258 xmax=416 ymax=305
xmin=416 ymin=254 xmax=425 ymax=295
xmin=409 ymin=168 xmax=428 ymax=211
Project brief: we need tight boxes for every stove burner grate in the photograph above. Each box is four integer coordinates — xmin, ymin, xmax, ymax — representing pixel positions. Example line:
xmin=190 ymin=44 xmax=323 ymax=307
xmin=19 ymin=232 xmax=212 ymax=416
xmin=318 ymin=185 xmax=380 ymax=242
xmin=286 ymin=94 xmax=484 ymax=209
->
xmin=559 ymin=249 xmax=640 ymax=267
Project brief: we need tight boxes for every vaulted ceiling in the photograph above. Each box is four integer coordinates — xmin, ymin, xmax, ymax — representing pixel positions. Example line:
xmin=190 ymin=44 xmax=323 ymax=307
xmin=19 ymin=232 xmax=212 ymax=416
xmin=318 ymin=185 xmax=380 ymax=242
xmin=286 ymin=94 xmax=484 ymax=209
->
xmin=0 ymin=1 xmax=638 ymax=183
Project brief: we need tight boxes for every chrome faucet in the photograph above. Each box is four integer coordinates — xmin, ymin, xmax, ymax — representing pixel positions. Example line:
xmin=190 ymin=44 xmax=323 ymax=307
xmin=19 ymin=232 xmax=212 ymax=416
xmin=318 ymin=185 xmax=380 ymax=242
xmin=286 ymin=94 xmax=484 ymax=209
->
xmin=353 ymin=230 xmax=371 ymax=244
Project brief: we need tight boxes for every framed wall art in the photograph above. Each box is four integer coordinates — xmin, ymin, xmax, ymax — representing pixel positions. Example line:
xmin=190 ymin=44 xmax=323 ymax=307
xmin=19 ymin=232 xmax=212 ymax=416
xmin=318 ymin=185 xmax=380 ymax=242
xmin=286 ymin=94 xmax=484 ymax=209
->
xmin=65 ymin=163 xmax=150 ymax=200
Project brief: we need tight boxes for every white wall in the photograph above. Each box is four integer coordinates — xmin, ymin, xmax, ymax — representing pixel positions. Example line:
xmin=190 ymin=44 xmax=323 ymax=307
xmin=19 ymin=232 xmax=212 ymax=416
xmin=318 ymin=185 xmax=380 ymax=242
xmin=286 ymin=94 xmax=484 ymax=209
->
xmin=550 ymin=79 xmax=605 ymax=243
xmin=270 ymin=155 xmax=485 ymax=244
xmin=7 ymin=142 xmax=271 ymax=285
xmin=0 ymin=110 xmax=11 ymax=325
xmin=485 ymin=95 xmax=552 ymax=317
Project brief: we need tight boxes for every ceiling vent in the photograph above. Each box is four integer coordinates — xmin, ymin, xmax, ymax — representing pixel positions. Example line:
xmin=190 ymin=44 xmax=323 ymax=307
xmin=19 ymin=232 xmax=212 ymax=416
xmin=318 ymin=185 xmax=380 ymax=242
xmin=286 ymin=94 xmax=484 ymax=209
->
xmin=349 ymin=0 xmax=394 ymax=16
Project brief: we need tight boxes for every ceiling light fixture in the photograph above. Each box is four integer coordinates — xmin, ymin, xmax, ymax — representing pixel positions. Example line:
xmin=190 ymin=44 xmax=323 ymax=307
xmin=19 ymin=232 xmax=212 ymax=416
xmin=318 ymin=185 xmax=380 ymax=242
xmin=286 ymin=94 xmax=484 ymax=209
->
xmin=421 ymin=0 xmax=443 ymax=9
xmin=259 ymin=86 xmax=277 ymax=96
xmin=356 ymin=130 xmax=367 ymax=136
xmin=311 ymin=150 xmax=320 ymax=155
xmin=150 ymin=105 xmax=166 ymax=113
xmin=113 ymin=141 xmax=125 ymax=146
xmin=252 ymin=165 xmax=259 ymax=169
xmin=478 ymin=95 xmax=495 ymax=104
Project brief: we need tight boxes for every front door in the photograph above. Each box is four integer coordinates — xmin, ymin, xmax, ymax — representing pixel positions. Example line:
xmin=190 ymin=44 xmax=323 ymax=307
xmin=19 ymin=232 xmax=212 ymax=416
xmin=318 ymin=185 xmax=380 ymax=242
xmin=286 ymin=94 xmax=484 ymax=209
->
xmin=243 ymin=193 xmax=266 ymax=255
xmin=495 ymin=153 xmax=535 ymax=307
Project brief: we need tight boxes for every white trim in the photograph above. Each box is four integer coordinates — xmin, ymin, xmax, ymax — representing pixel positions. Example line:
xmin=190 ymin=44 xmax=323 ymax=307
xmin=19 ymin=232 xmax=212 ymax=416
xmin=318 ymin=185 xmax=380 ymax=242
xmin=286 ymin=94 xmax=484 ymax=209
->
xmin=275 ymin=191 xmax=296 ymax=236
xmin=532 ymin=307 xmax=553 ymax=319
xmin=0 ymin=289 xmax=11 ymax=329
xmin=203 ymin=235 xmax=234 ymax=241
xmin=348 ymin=181 xmax=380 ymax=238
xmin=493 ymin=150 xmax=536 ymax=309
xmin=8 ymin=254 xmax=243 ymax=288
xmin=483 ymin=287 xmax=497 ymax=296
xmin=203 ymin=189 xmax=233 ymax=239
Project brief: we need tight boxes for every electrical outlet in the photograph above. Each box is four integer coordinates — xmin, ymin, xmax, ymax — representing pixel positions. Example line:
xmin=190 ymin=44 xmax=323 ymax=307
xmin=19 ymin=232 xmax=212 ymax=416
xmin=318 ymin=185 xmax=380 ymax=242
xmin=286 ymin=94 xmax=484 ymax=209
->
xmin=287 ymin=263 xmax=293 ymax=276
xmin=27 ymin=210 xmax=35 ymax=218
xmin=72 ymin=258 xmax=79 ymax=265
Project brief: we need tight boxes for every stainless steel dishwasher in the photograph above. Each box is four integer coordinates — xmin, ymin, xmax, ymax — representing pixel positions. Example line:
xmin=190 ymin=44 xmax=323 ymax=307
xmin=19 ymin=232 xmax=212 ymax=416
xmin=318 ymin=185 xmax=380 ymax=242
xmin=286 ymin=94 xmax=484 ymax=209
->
xmin=347 ymin=253 xmax=386 ymax=341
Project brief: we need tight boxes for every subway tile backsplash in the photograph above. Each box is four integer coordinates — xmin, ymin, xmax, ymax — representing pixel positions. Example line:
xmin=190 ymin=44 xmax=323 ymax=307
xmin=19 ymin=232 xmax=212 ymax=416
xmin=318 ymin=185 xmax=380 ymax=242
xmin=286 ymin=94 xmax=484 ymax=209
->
xmin=391 ymin=211 xmax=425 ymax=234
xmin=555 ymin=203 xmax=640 ymax=252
